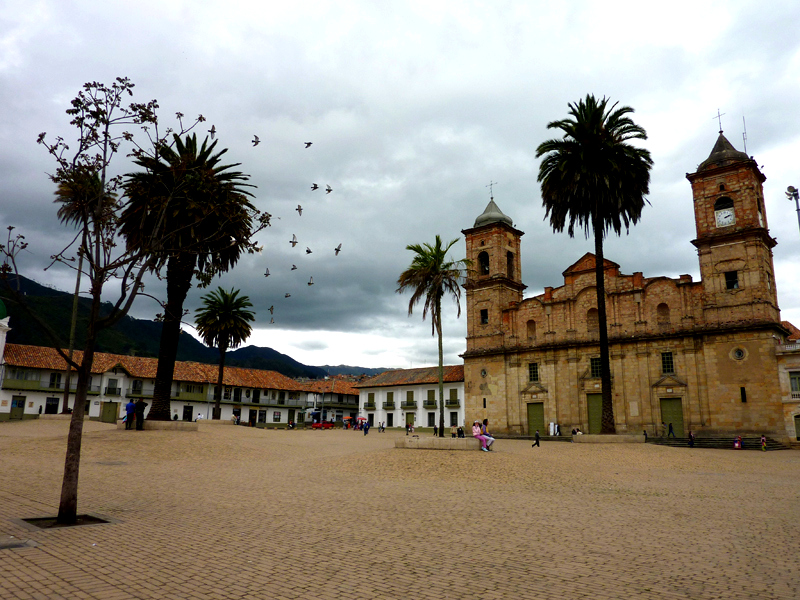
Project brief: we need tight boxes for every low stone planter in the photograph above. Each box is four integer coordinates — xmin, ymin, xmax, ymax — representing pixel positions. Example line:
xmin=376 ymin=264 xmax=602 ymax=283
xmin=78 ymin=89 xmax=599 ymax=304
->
xmin=115 ymin=420 xmax=198 ymax=431
xmin=395 ymin=436 xmax=482 ymax=450
xmin=572 ymin=434 xmax=644 ymax=444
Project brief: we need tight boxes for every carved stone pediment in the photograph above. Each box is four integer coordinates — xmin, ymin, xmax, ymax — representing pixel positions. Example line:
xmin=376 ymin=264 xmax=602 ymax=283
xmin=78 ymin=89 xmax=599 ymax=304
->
xmin=651 ymin=374 xmax=687 ymax=388
xmin=522 ymin=381 xmax=548 ymax=395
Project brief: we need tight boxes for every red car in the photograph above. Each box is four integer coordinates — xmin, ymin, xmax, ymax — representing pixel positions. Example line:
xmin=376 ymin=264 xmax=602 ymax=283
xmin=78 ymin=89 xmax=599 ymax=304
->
xmin=311 ymin=421 xmax=334 ymax=430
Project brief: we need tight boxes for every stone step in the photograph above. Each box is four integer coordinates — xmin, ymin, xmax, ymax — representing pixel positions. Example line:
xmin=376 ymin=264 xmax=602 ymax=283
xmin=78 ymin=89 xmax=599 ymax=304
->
xmin=646 ymin=436 xmax=791 ymax=451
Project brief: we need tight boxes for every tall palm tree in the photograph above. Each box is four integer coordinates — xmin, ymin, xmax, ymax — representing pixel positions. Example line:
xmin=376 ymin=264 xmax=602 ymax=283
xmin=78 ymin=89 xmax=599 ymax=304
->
xmin=536 ymin=94 xmax=652 ymax=434
xmin=194 ymin=287 xmax=255 ymax=420
xmin=121 ymin=133 xmax=257 ymax=420
xmin=54 ymin=170 xmax=117 ymax=414
xmin=397 ymin=235 xmax=469 ymax=437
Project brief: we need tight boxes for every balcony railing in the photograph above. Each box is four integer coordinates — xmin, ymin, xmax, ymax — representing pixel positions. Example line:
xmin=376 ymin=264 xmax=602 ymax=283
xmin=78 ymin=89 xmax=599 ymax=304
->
xmin=364 ymin=402 xmax=376 ymax=410
xmin=423 ymin=401 xmax=437 ymax=409
xmin=401 ymin=401 xmax=417 ymax=409
xmin=382 ymin=401 xmax=395 ymax=409
xmin=445 ymin=399 xmax=460 ymax=408
xmin=105 ymin=387 xmax=121 ymax=396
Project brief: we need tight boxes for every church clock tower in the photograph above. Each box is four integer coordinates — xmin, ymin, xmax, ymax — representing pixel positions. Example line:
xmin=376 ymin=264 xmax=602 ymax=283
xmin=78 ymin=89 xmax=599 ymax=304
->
xmin=687 ymin=132 xmax=780 ymax=325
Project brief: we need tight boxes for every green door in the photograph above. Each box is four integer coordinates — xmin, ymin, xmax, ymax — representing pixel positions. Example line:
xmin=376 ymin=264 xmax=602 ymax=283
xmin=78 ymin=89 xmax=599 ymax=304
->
xmin=100 ymin=401 xmax=118 ymax=423
xmin=587 ymin=393 xmax=602 ymax=434
xmin=527 ymin=402 xmax=544 ymax=436
xmin=10 ymin=397 xmax=25 ymax=420
xmin=405 ymin=412 xmax=415 ymax=427
xmin=660 ymin=398 xmax=684 ymax=437
xmin=794 ymin=415 xmax=800 ymax=441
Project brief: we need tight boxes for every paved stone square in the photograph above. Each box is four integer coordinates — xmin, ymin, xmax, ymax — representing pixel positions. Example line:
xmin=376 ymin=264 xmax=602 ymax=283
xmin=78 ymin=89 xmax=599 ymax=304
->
xmin=1 ymin=420 xmax=799 ymax=599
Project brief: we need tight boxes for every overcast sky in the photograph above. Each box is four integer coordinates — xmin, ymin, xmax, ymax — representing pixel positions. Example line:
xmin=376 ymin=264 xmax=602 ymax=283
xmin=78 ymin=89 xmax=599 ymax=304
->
xmin=2 ymin=0 xmax=799 ymax=370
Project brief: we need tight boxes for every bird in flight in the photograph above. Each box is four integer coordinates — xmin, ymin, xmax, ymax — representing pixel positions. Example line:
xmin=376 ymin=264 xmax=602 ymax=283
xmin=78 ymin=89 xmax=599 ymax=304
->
xmin=291 ymin=264 xmax=298 ymax=271
xmin=305 ymin=247 xmax=312 ymax=254
xmin=304 ymin=142 xmax=312 ymax=148
xmin=290 ymin=234 xmax=298 ymax=247
xmin=252 ymin=135 xmax=260 ymax=146
xmin=308 ymin=276 xmax=314 ymax=286
xmin=285 ymin=293 xmax=291 ymax=298
xmin=208 ymin=125 xmax=216 ymax=139
xmin=311 ymin=183 xmax=319 ymax=191
xmin=325 ymin=185 xmax=332 ymax=194
xmin=268 ymin=305 xmax=274 ymax=314
xmin=334 ymin=243 xmax=342 ymax=256
xmin=296 ymin=205 xmax=303 ymax=216
xmin=270 ymin=317 xmax=274 ymax=324
xmin=264 ymin=267 xmax=270 ymax=277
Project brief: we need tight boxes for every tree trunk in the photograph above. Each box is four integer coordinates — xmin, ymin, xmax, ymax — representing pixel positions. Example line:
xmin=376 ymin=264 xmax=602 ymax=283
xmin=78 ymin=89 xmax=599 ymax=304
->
xmin=213 ymin=344 xmax=227 ymax=420
xmin=148 ymin=254 xmax=195 ymax=421
xmin=57 ymin=280 xmax=102 ymax=524
xmin=594 ymin=213 xmax=615 ymax=434
xmin=437 ymin=296 xmax=445 ymax=437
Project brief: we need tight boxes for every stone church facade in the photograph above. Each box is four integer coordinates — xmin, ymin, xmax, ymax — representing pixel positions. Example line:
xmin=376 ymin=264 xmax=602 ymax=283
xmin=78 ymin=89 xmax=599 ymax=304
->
xmin=462 ymin=133 xmax=799 ymax=440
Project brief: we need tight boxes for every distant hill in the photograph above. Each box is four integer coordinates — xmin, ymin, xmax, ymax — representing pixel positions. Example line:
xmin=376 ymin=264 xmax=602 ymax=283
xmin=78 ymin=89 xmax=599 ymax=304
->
xmin=319 ymin=365 xmax=390 ymax=377
xmin=0 ymin=275 xmax=341 ymax=379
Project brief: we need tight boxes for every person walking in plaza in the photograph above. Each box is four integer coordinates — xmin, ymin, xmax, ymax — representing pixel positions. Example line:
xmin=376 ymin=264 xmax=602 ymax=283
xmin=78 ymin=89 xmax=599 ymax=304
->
xmin=472 ymin=420 xmax=489 ymax=452
xmin=125 ymin=399 xmax=135 ymax=430
xmin=532 ymin=429 xmax=540 ymax=448
xmin=761 ymin=434 xmax=767 ymax=451
xmin=481 ymin=418 xmax=495 ymax=451
xmin=661 ymin=421 xmax=667 ymax=437
xmin=451 ymin=424 xmax=457 ymax=438
xmin=433 ymin=424 xmax=438 ymax=437
xmin=134 ymin=398 xmax=147 ymax=431
xmin=688 ymin=430 xmax=695 ymax=448
xmin=668 ymin=422 xmax=676 ymax=438
xmin=363 ymin=420 xmax=370 ymax=435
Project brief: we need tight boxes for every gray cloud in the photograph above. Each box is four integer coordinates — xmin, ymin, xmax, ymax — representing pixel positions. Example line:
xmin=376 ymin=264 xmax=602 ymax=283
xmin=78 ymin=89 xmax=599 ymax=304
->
xmin=2 ymin=0 xmax=799 ymax=369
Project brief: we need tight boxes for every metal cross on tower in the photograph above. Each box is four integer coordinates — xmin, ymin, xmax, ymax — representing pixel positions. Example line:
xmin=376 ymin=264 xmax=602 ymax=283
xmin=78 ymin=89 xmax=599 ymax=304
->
xmin=486 ymin=180 xmax=498 ymax=200
xmin=713 ymin=109 xmax=726 ymax=133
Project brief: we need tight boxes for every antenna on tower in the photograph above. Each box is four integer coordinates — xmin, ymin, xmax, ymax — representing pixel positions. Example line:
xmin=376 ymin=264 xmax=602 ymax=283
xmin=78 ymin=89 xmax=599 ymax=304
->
xmin=742 ymin=116 xmax=748 ymax=155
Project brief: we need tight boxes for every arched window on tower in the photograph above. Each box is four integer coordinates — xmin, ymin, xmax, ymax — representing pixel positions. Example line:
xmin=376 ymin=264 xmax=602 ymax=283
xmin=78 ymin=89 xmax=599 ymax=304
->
xmin=657 ymin=303 xmax=670 ymax=331
xmin=507 ymin=251 xmax=515 ymax=278
xmin=526 ymin=319 xmax=536 ymax=341
xmin=714 ymin=197 xmax=733 ymax=211
xmin=478 ymin=251 xmax=490 ymax=275
xmin=587 ymin=308 xmax=599 ymax=335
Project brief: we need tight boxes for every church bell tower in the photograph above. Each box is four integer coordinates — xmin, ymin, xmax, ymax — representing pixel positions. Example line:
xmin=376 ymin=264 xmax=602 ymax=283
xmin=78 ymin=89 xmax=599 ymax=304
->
xmin=687 ymin=132 xmax=780 ymax=325
xmin=462 ymin=198 xmax=526 ymax=352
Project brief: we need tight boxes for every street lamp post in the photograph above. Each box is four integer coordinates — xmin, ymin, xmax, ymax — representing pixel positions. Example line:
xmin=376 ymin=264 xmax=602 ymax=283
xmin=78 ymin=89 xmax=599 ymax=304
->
xmin=786 ymin=186 xmax=800 ymax=236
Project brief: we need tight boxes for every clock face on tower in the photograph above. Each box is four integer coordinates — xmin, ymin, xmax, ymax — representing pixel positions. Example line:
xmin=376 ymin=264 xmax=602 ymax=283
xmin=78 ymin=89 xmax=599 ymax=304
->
xmin=715 ymin=208 xmax=735 ymax=227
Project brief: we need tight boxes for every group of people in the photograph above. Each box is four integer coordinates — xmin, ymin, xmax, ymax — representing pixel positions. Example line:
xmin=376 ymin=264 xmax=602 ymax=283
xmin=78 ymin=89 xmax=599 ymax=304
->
xmin=472 ymin=418 xmax=495 ymax=452
xmin=124 ymin=399 xmax=148 ymax=430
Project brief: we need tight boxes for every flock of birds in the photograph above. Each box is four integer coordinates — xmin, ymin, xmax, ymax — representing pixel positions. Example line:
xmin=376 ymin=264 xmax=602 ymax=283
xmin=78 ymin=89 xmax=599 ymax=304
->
xmin=207 ymin=124 xmax=344 ymax=326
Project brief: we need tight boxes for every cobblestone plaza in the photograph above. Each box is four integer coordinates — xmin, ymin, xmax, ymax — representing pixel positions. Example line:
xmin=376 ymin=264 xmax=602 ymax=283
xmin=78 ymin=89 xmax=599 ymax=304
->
xmin=1 ymin=421 xmax=798 ymax=599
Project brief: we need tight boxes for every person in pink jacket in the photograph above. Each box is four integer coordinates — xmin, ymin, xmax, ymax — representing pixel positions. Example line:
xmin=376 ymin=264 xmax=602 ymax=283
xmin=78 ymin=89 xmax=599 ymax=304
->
xmin=472 ymin=421 xmax=489 ymax=452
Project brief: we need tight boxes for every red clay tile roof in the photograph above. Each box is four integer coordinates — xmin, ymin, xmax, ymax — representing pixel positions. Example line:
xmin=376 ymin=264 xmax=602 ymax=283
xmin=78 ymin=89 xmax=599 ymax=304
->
xmin=354 ymin=365 xmax=464 ymax=388
xmin=2 ymin=343 xmax=303 ymax=391
xmin=783 ymin=321 xmax=800 ymax=341
xmin=302 ymin=379 xmax=359 ymax=396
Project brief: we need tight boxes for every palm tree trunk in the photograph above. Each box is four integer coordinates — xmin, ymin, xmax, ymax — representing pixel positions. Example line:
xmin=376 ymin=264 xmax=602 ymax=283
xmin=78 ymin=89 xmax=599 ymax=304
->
xmin=593 ymin=213 xmax=615 ymax=434
xmin=213 ymin=344 xmax=227 ymax=420
xmin=61 ymin=246 xmax=84 ymax=413
xmin=437 ymin=296 xmax=445 ymax=437
xmin=148 ymin=254 xmax=195 ymax=421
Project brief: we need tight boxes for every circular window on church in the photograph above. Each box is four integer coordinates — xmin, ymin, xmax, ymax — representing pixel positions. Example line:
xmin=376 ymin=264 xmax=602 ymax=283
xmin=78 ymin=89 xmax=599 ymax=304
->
xmin=731 ymin=347 xmax=747 ymax=361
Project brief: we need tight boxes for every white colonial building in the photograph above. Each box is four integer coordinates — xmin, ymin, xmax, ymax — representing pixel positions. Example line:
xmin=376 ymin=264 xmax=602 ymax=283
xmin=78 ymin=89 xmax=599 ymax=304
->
xmin=355 ymin=365 xmax=465 ymax=430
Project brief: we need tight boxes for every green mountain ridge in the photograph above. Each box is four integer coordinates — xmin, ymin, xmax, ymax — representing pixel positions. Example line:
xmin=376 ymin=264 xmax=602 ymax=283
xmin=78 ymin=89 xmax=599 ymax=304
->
xmin=0 ymin=275 xmax=377 ymax=379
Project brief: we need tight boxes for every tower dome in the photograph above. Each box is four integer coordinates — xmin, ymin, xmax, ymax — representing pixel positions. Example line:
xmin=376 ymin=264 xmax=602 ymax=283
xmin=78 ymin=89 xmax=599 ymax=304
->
xmin=473 ymin=199 xmax=513 ymax=228
xmin=697 ymin=132 xmax=750 ymax=172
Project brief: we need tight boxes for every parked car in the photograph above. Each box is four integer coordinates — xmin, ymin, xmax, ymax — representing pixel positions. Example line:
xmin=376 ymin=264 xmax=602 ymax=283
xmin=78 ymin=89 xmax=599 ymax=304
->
xmin=311 ymin=421 xmax=334 ymax=430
